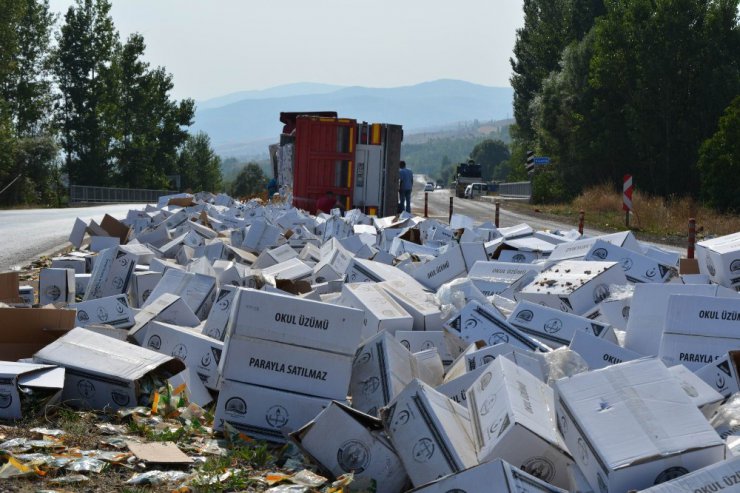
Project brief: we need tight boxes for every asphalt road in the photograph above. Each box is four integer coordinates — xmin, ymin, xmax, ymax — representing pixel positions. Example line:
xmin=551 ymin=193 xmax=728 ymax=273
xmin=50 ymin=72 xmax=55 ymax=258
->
xmin=0 ymin=204 xmax=146 ymax=271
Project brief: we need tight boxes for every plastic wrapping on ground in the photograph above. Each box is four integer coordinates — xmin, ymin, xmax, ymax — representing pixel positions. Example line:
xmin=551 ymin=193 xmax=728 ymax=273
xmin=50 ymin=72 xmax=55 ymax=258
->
xmin=490 ymin=294 xmax=518 ymax=317
xmin=436 ymin=277 xmax=488 ymax=319
xmin=126 ymin=469 xmax=191 ymax=485
xmin=710 ymin=393 xmax=740 ymax=440
xmin=542 ymin=347 xmax=590 ymax=386
xmin=606 ymin=283 xmax=635 ymax=301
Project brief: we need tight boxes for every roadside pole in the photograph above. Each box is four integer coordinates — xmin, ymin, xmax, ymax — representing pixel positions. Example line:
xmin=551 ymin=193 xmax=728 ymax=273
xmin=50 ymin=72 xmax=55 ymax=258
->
xmin=449 ymin=197 xmax=453 ymax=223
xmin=688 ymin=218 xmax=696 ymax=259
xmin=424 ymin=192 xmax=428 ymax=218
xmin=578 ymin=210 xmax=585 ymax=235
xmin=495 ymin=201 xmax=500 ymax=228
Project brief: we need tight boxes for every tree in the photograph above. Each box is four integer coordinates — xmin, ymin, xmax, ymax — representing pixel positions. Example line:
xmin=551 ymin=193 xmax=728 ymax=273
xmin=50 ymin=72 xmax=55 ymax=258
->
xmin=470 ymin=139 xmax=510 ymax=181
xmin=698 ymin=96 xmax=740 ymax=211
xmin=177 ymin=132 xmax=222 ymax=192
xmin=54 ymin=0 xmax=118 ymax=186
xmin=231 ymin=162 xmax=267 ymax=198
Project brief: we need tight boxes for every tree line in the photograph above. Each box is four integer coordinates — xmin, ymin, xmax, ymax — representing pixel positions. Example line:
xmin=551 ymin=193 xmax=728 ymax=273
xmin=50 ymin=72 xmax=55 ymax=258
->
xmin=511 ymin=0 xmax=739 ymax=209
xmin=0 ymin=0 xmax=222 ymax=206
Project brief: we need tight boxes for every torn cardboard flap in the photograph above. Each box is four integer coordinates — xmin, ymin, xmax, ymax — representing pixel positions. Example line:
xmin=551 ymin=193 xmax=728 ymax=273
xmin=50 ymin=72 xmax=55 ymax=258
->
xmin=101 ymin=214 xmax=131 ymax=244
xmin=126 ymin=441 xmax=193 ymax=464
xmin=0 ymin=307 xmax=76 ymax=360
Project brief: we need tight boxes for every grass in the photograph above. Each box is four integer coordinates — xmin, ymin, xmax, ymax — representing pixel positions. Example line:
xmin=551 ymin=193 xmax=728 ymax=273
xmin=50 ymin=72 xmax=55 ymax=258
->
xmin=504 ymin=184 xmax=740 ymax=244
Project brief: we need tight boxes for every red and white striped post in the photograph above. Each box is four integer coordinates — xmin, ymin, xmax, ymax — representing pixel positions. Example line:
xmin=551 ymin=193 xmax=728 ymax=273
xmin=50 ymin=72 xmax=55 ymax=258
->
xmin=424 ymin=192 xmax=429 ymax=218
xmin=688 ymin=218 xmax=696 ymax=259
xmin=623 ymin=174 xmax=633 ymax=228
xmin=578 ymin=210 xmax=585 ymax=235
xmin=495 ymin=201 xmax=500 ymax=227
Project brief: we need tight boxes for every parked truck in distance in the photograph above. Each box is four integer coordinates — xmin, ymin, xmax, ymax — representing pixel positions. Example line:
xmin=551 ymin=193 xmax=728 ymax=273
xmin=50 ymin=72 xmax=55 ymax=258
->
xmin=454 ymin=160 xmax=482 ymax=198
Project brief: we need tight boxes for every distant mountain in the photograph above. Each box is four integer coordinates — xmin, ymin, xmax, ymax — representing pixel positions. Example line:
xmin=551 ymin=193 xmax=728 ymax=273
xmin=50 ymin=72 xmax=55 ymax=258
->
xmin=191 ymin=79 xmax=513 ymax=159
xmin=197 ymin=82 xmax=345 ymax=110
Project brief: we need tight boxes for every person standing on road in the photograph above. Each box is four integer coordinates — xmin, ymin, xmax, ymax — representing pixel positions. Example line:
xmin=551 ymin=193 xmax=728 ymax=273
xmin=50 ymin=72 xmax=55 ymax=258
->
xmin=398 ymin=160 xmax=413 ymax=213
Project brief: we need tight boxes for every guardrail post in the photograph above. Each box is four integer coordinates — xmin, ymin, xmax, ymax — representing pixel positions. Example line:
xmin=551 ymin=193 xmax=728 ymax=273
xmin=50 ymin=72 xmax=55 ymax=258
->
xmin=449 ymin=196 xmax=453 ymax=223
xmin=688 ymin=218 xmax=696 ymax=259
xmin=578 ymin=210 xmax=585 ymax=235
xmin=424 ymin=192 xmax=428 ymax=218
xmin=495 ymin=200 xmax=500 ymax=228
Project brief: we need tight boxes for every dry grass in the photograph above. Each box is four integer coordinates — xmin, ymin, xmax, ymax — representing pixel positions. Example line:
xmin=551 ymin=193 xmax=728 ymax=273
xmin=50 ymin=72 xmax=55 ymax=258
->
xmin=519 ymin=184 xmax=740 ymax=242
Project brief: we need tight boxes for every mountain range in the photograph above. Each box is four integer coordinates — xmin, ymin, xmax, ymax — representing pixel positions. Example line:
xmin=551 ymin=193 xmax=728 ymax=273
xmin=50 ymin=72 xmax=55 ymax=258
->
xmin=191 ymin=79 xmax=513 ymax=159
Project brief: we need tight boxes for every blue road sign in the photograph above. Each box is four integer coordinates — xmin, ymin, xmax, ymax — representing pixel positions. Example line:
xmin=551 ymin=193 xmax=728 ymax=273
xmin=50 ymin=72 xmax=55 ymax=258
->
xmin=534 ymin=156 xmax=550 ymax=165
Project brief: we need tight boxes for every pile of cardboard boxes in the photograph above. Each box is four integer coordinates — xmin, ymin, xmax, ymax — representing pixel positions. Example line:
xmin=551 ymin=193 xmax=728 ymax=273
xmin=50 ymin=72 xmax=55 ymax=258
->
xmin=5 ymin=189 xmax=740 ymax=492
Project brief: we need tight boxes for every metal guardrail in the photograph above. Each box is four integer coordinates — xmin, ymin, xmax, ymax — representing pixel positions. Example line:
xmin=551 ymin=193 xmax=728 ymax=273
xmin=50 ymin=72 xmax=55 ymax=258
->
xmin=497 ymin=181 xmax=531 ymax=198
xmin=69 ymin=185 xmax=172 ymax=204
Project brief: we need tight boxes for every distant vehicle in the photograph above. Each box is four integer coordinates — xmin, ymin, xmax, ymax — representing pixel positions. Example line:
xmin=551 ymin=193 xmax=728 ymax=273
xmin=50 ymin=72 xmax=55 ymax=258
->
xmin=464 ymin=182 xmax=488 ymax=199
xmin=424 ymin=183 xmax=434 ymax=192
xmin=455 ymin=160 xmax=482 ymax=198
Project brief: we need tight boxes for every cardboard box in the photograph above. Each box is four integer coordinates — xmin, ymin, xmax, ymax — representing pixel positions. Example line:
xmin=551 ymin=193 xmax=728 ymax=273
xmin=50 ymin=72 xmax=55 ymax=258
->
xmin=18 ymin=285 xmax=34 ymax=305
xmin=346 ymin=258 xmax=425 ymax=291
xmin=221 ymin=335 xmax=353 ymax=400
xmin=291 ymin=402 xmax=409 ymax=492
xmin=568 ymin=331 xmax=641 ymax=370
xmin=408 ymin=458 xmax=568 ymax=493
xmin=229 ymin=288 xmax=363 ymax=356
xmin=637 ymin=456 xmax=740 ymax=492
xmin=517 ymin=260 xmax=628 ymax=315
xmin=261 ymin=257 xmax=313 ymax=282
xmin=90 ymin=235 xmax=120 ymax=252
xmin=74 ymin=273 xmax=91 ymax=298
xmin=350 ymin=331 xmax=420 ymax=416
xmin=380 ymin=379 xmax=478 ymax=487
xmin=507 ymin=300 xmax=616 ymax=349
xmin=0 ymin=307 xmax=76 ymax=360
xmin=659 ymin=294 xmax=740 ymax=371
xmin=72 ymin=294 xmax=135 ymax=330
xmin=406 ymin=243 xmax=467 ymax=291
xmin=394 ymin=330 xmax=465 ymax=367
xmin=695 ymin=351 xmax=740 ymax=398
xmin=584 ymin=240 xmax=676 ymax=284
xmin=214 ymin=378 xmax=332 ymax=442
xmin=130 ymin=271 xmax=162 ymax=308
xmin=696 ymin=232 xmax=740 ymax=288
xmin=435 ymin=363 xmax=490 ymax=407
xmin=200 ymin=285 xmax=238 ymax=341
xmin=0 ymin=272 xmax=22 ymax=303
xmin=142 ymin=269 xmax=216 ymax=320
xmin=131 ymin=293 xmax=201 ymax=333
xmin=444 ymin=300 xmax=549 ymax=351
xmin=39 ymin=268 xmax=76 ymax=305
xmin=84 ymin=246 xmax=139 ymax=300
xmin=69 ymin=217 xmax=87 ymax=248
xmin=548 ymin=231 xmax=642 ymax=261
xmin=339 ymin=283 xmax=413 ymax=340
xmin=623 ymin=283 xmax=736 ymax=356
xmin=554 ymin=358 xmax=726 ymax=493
xmin=466 ymin=357 xmax=573 ymax=488
xmin=667 ymin=364 xmax=724 ymax=418
xmin=130 ymin=321 xmax=223 ymax=391
xmin=51 ymin=257 xmax=86 ymax=274
xmin=0 ymin=362 xmax=64 ymax=420
xmin=34 ymin=328 xmax=185 ymax=410
xmin=497 ymin=250 xmax=540 ymax=263
xmin=377 ymin=280 xmax=443 ymax=331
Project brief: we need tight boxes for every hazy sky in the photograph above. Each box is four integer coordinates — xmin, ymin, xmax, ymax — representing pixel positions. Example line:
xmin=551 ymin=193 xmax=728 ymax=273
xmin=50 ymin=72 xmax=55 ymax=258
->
xmin=47 ymin=0 xmax=524 ymax=101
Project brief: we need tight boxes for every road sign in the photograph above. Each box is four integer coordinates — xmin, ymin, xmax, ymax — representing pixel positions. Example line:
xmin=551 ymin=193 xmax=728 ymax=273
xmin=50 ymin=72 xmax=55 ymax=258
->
xmin=525 ymin=150 xmax=535 ymax=171
xmin=533 ymin=156 xmax=550 ymax=165
xmin=623 ymin=174 xmax=633 ymax=212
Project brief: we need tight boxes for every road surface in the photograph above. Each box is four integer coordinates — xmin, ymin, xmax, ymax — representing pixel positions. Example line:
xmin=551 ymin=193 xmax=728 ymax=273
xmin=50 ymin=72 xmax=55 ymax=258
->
xmin=0 ymin=204 xmax=145 ymax=271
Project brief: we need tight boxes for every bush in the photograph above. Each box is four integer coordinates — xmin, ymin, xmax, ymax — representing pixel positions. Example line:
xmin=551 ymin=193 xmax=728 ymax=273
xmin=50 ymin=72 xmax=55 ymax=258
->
xmin=531 ymin=168 xmax=570 ymax=204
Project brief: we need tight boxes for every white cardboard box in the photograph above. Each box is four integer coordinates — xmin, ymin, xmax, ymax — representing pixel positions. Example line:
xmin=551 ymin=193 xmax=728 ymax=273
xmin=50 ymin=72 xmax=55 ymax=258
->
xmin=435 ymin=363 xmax=490 ymax=407
xmin=569 ymin=330 xmax=641 ymax=370
xmin=696 ymin=232 xmax=740 ymax=288
xmin=346 ymin=258 xmax=425 ymax=291
xmin=74 ymin=273 xmax=91 ymax=298
xmin=667 ymin=364 xmax=724 ymax=418
xmin=261 ymin=257 xmax=313 ymax=282
xmin=517 ymin=260 xmax=628 ymax=315
xmin=39 ymin=268 xmax=76 ymax=305
xmin=637 ymin=456 xmax=740 ymax=492
xmin=380 ymin=379 xmax=478 ymax=487
xmin=72 ymin=294 xmax=135 ymax=330
xmin=142 ymin=269 xmax=216 ymax=320
xmin=548 ymin=231 xmax=642 ymax=261
xmin=508 ymin=300 xmax=616 ymax=349
xmin=33 ymin=328 xmax=184 ymax=410
xmin=350 ymin=331 xmax=419 ymax=416
xmin=130 ymin=321 xmax=224 ymax=391
xmin=395 ymin=330 xmax=465 ymax=367
xmin=51 ymin=257 xmax=86 ymax=274
xmin=221 ymin=335 xmax=353 ymax=400
xmin=554 ymin=358 xmax=726 ymax=493
xmin=200 ymin=285 xmax=238 ymax=341
xmin=444 ymin=300 xmax=549 ymax=351
xmin=695 ymin=351 xmax=740 ymax=398
xmin=0 ymin=362 xmax=64 ymax=420
xmin=130 ymin=271 xmax=162 ymax=308
xmin=659 ymin=294 xmax=740 ymax=371
xmin=229 ymin=288 xmax=363 ymax=356
xmin=213 ymin=378 xmax=332 ymax=442
xmin=408 ymin=458 xmax=568 ymax=493
xmin=584 ymin=240 xmax=676 ymax=284
xmin=131 ymin=293 xmax=201 ymax=333
xmin=84 ymin=246 xmax=139 ymax=300
xmin=623 ymin=283 xmax=736 ymax=356
xmin=406 ymin=243 xmax=467 ymax=291
xmin=291 ymin=402 xmax=409 ymax=493
xmin=466 ymin=357 xmax=573 ymax=488
xmin=378 ymin=280 xmax=444 ymax=331
xmin=339 ymin=283 xmax=413 ymax=340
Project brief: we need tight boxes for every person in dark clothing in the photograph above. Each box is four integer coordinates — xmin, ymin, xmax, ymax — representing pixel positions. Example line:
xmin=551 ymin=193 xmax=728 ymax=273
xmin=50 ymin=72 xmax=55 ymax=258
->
xmin=267 ymin=178 xmax=278 ymax=197
xmin=398 ymin=160 xmax=413 ymax=213
xmin=316 ymin=191 xmax=339 ymax=214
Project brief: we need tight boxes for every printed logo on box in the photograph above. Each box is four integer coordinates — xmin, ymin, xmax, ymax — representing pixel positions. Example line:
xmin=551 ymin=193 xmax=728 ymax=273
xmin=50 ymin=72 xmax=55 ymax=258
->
xmin=544 ymin=318 xmax=562 ymax=334
xmin=45 ymin=285 xmax=61 ymax=301
xmin=412 ymin=437 xmax=435 ymax=463
xmin=0 ymin=391 xmax=12 ymax=408
xmin=77 ymin=310 xmax=89 ymax=323
xmin=706 ymin=256 xmax=717 ymax=276
xmin=592 ymin=248 xmax=608 ymax=260
xmin=654 ymin=467 xmax=689 ymax=484
xmin=521 ymin=457 xmax=555 ymax=482
xmin=489 ymin=333 xmax=509 ymax=345
xmin=111 ymin=390 xmax=130 ymax=407
xmin=147 ymin=335 xmax=162 ymax=351
xmin=592 ymin=284 xmax=610 ymax=304
xmin=77 ymin=379 xmax=96 ymax=399
xmin=224 ymin=397 xmax=247 ymax=415
xmin=97 ymin=307 xmax=109 ymax=322
xmin=515 ymin=310 xmax=534 ymax=323
xmin=337 ymin=440 xmax=371 ymax=474
xmin=171 ymin=344 xmax=188 ymax=361
xmin=265 ymin=405 xmax=289 ymax=428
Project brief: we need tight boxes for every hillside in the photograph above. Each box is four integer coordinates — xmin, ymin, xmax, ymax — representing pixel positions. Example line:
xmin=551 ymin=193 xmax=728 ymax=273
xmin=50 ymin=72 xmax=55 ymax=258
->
xmin=192 ymin=79 xmax=513 ymax=159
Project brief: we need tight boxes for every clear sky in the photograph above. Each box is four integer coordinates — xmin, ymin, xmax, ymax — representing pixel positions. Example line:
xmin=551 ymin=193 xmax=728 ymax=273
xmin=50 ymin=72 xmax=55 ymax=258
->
xmin=47 ymin=0 xmax=524 ymax=102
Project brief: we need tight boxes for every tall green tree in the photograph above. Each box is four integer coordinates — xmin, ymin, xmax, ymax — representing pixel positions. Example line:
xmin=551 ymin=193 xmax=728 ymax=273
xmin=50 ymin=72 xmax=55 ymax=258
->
xmin=231 ymin=162 xmax=266 ymax=198
xmin=54 ymin=0 xmax=118 ymax=186
xmin=470 ymin=139 xmax=510 ymax=181
xmin=698 ymin=96 xmax=740 ymax=211
xmin=177 ymin=132 xmax=222 ymax=192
